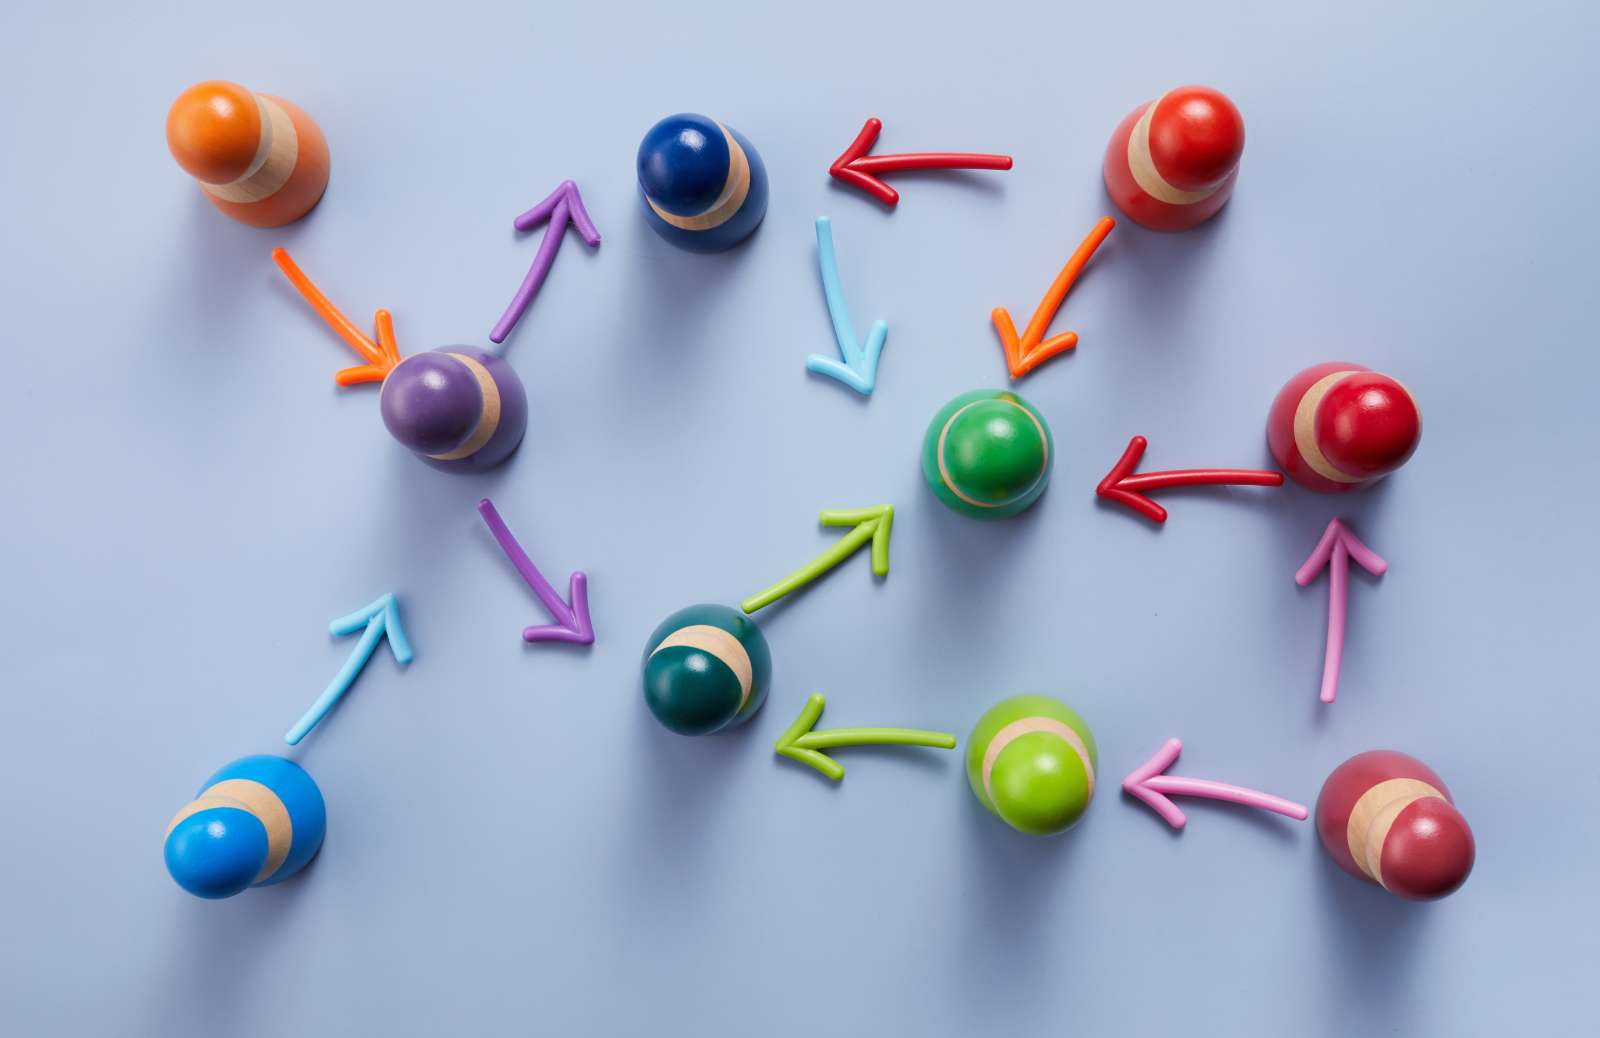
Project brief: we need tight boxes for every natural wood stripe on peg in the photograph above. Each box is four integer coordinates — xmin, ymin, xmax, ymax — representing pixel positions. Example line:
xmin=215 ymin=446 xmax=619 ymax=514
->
xmin=1291 ymin=371 xmax=1367 ymax=484
xmin=935 ymin=398 xmax=1050 ymax=509
xmin=646 ymin=122 xmax=751 ymax=232
xmin=1126 ymin=92 xmax=1228 ymax=206
xmin=650 ymin=624 xmax=754 ymax=709
xmin=981 ymin=716 xmax=1094 ymax=803
xmin=425 ymin=353 xmax=503 ymax=462
xmin=201 ymin=95 xmax=300 ymax=204
xmin=1346 ymin=777 xmax=1445 ymax=887
xmin=164 ymin=778 xmax=294 ymax=883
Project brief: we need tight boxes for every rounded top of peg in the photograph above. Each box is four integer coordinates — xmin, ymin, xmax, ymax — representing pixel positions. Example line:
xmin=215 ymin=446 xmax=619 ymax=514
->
xmin=1147 ymin=86 xmax=1245 ymax=191
xmin=636 ymin=113 xmax=733 ymax=217
xmin=166 ymin=81 xmax=263 ymax=184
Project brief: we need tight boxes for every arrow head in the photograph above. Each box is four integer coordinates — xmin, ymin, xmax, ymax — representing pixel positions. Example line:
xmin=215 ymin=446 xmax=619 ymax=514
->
xmin=820 ymin=504 xmax=894 ymax=576
xmin=1122 ymin=738 xmax=1188 ymax=829
xmin=808 ymin=216 xmax=887 ymax=395
xmin=992 ymin=305 xmax=1078 ymax=379
xmin=1096 ymin=436 xmax=1168 ymax=524
xmin=829 ymin=118 xmax=899 ymax=206
xmin=774 ymin=693 xmax=846 ymax=781
xmin=522 ymin=571 xmax=595 ymax=645
xmin=513 ymin=180 xmax=602 ymax=245
xmin=329 ymin=593 xmax=413 ymax=664
xmin=1295 ymin=518 xmax=1388 ymax=585
xmin=806 ymin=320 xmax=886 ymax=395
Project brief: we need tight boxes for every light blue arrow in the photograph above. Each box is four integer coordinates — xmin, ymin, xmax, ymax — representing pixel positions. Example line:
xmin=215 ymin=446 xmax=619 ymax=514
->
xmin=805 ymin=216 xmax=888 ymax=396
xmin=285 ymin=593 xmax=414 ymax=745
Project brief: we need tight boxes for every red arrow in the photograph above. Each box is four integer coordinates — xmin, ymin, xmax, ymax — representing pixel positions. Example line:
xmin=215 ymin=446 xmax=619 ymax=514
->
xmin=829 ymin=117 xmax=1012 ymax=207
xmin=1097 ymin=435 xmax=1284 ymax=524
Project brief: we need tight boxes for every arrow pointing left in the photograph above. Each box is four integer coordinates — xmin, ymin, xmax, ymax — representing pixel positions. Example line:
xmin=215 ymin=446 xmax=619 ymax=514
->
xmin=805 ymin=216 xmax=887 ymax=395
xmin=829 ymin=117 xmax=1012 ymax=207
xmin=285 ymin=593 xmax=413 ymax=745
xmin=1096 ymin=435 xmax=1284 ymax=524
xmin=741 ymin=505 xmax=893 ymax=614
xmin=776 ymin=693 xmax=957 ymax=781
xmin=489 ymin=180 xmax=601 ymax=344
xmin=1123 ymin=738 xmax=1308 ymax=830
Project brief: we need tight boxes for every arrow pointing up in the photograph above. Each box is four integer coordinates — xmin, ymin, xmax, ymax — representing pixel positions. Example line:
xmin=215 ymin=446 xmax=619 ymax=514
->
xmin=477 ymin=498 xmax=594 ymax=645
xmin=285 ymin=593 xmax=413 ymax=745
xmin=272 ymin=248 xmax=405 ymax=386
xmin=1296 ymin=518 xmax=1387 ymax=704
xmin=776 ymin=693 xmax=957 ymax=781
xmin=1123 ymin=738 xmax=1308 ymax=830
xmin=490 ymin=180 xmax=601 ymax=344
xmin=1096 ymin=435 xmax=1284 ymax=524
xmin=829 ymin=117 xmax=1012 ymax=207
xmin=805 ymin=216 xmax=887 ymax=395
xmin=741 ymin=505 xmax=893 ymax=614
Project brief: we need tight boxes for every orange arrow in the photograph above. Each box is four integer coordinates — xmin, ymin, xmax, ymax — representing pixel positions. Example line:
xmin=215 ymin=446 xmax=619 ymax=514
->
xmin=991 ymin=216 xmax=1115 ymax=379
xmin=271 ymin=248 xmax=404 ymax=387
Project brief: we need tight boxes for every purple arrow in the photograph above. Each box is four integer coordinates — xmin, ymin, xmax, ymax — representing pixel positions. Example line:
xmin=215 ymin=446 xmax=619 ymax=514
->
xmin=477 ymin=498 xmax=594 ymax=644
xmin=489 ymin=180 xmax=601 ymax=344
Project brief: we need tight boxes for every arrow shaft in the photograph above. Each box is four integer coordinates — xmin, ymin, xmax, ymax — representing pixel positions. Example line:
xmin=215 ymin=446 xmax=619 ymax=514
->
xmin=490 ymin=199 xmax=568 ymax=344
xmin=850 ymin=152 xmax=1012 ymax=173
xmin=1143 ymin=775 xmax=1308 ymax=820
xmin=1020 ymin=216 xmax=1115 ymax=347
xmin=477 ymin=500 xmax=574 ymax=626
xmin=815 ymin=217 xmax=860 ymax=362
xmin=272 ymin=249 xmax=400 ymax=385
xmin=741 ymin=521 xmax=877 ymax=614
xmin=1320 ymin=542 xmax=1349 ymax=703
xmin=285 ymin=619 xmax=383 ymax=745
xmin=1116 ymin=468 xmax=1284 ymax=492
xmin=797 ymin=728 xmax=957 ymax=750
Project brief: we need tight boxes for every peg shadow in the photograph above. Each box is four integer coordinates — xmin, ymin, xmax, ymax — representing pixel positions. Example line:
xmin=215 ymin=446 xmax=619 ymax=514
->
xmin=598 ymin=213 xmax=765 ymax=386
xmin=148 ymin=858 xmax=317 ymax=1034
xmin=1312 ymin=850 xmax=1433 ymax=1028
xmin=1095 ymin=206 xmax=1230 ymax=352
xmin=615 ymin=697 xmax=752 ymax=899
xmin=168 ymin=196 xmax=325 ymax=401
xmin=959 ymin=785 xmax=1090 ymax=988
xmin=902 ymin=479 xmax=1059 ymax=655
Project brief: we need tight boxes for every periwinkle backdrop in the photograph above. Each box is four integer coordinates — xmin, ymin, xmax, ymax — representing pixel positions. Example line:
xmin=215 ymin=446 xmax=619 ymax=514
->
xmin=1 ymin=1 xmax=1595 ymax=1034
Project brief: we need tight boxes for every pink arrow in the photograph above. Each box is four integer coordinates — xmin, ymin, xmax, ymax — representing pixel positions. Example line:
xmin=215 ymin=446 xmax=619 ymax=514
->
xmin=1123 ymin=738 xmax=1308 ymax=830
xmin=1295 ymin=518 xmax=1387 ymax=704
xmin=477 ymin=498 xmax=594 ymax=645
xmin=489 ymin=180 xmax=601 ymax=344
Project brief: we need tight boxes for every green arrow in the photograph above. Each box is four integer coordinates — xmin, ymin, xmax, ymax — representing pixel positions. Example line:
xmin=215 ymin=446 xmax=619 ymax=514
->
xmin=740 ymin=505 xmax=893 ymax=614
xmin=775 ymin=693 xmax=957 ymax=781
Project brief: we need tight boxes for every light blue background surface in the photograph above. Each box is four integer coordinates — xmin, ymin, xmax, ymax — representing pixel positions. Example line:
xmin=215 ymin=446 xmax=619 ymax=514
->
xmin=2 ymin=1 xmax=1596 ymax=1034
